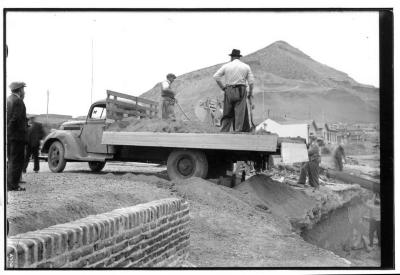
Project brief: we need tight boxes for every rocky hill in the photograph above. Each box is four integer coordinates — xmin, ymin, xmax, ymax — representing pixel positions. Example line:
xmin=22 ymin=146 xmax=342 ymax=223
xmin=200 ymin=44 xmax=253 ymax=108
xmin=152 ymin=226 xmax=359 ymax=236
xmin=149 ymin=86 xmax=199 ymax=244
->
xmin=140 ymin=41 xmax=379 ymax=124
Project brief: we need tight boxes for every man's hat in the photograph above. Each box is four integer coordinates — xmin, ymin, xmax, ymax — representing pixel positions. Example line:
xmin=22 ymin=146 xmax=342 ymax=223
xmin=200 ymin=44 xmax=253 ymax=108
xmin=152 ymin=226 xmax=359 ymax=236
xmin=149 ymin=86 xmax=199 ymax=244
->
xmin=9 ymin=82 xmax=26 ymax=91
xmin=229 ymin=49 xmax=242 ymax=57
xmin=166 ymin=73 xmax=176 ymax=79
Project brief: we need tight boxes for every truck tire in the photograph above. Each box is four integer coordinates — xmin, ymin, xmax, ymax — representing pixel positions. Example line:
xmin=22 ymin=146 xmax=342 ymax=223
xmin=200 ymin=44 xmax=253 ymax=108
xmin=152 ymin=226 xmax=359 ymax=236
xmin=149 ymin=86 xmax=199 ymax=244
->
xmin=48 ymin=141 xmax=67 ymax=173
xmin=88 ymin=161 xmax=106 ymax=172
xmin=167 ymin=150 xmax=208 ymax=180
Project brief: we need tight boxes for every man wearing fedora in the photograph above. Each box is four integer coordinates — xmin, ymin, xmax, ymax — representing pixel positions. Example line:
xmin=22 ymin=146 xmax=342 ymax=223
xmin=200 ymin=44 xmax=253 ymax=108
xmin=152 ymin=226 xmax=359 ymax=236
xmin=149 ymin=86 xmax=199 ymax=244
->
xmin=161 ymin=73 xmax=177 ymax=120
xmin=7 ymin=82 xmax=27 ymax=191
xmin=213 ymin=49 xmax=255 ymax=132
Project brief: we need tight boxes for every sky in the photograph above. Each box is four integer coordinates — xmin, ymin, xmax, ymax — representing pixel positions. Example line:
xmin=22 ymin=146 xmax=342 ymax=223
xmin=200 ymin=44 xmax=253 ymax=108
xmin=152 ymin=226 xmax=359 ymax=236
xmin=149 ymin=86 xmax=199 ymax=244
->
xmin=6 ymin=11 xmax=379 ymax=117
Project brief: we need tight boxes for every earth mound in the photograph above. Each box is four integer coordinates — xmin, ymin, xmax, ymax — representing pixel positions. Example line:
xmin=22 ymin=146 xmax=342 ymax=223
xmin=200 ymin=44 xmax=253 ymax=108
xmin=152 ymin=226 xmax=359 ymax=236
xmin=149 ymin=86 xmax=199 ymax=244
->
xmin=106 ymin=118 xmax=221 ymax=133
xmin=236 ymin=174 xmax=318 ymax=227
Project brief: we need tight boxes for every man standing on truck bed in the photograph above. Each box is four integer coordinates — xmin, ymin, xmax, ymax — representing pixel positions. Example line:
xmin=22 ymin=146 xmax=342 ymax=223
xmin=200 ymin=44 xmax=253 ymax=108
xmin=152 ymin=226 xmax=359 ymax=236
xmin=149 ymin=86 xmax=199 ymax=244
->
xmin=213 ymin=49 xmax=255 ymax=132
xmin=161 ymin=73 xmax=177 ymax=120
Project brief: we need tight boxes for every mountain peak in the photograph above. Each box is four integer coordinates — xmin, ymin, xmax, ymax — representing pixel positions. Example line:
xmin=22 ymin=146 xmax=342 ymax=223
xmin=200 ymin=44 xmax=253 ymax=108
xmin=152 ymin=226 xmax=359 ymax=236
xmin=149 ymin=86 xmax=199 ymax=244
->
xmin=265 ymin=40 xmax=310 ymax=59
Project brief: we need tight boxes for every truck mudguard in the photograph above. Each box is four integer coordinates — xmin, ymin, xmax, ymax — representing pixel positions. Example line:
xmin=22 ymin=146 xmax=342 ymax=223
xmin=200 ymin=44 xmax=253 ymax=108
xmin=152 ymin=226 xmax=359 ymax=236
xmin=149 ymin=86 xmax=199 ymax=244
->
xmin=41 ymin=130 xmax=88 ymax=160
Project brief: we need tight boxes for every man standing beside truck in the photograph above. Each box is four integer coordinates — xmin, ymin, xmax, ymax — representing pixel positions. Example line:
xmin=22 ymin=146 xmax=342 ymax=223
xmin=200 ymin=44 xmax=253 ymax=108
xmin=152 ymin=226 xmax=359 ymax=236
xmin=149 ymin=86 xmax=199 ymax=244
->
xmin=23 ymin=116 xmax=46 ymax=173
xmin=213 ymin=49 xmax=255 ymax=132
xmin=7 ymin=82 xmax=27 ymax=191
xmin=161 ymin=73 xmax=177 ymax=120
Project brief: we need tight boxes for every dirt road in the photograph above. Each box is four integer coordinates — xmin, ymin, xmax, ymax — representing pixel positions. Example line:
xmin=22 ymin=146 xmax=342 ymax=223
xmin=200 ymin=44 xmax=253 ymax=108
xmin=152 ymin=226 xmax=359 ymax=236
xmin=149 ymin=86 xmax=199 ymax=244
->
xmin=6 ymin=160 xmax=353 ymax=267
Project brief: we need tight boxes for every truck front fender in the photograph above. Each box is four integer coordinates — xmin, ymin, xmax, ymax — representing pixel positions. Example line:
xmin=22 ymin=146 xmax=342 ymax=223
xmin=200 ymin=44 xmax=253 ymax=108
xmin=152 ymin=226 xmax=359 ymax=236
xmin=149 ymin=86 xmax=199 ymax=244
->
xmin=41 ymin=130 xmax=87 ymax=160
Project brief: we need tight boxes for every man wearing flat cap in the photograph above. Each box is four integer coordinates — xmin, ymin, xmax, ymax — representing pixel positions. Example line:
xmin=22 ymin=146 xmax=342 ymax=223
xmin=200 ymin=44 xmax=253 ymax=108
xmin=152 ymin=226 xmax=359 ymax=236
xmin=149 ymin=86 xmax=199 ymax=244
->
xmin=297 ymin=134 xmax=322 ymax=189
xmin=7 ymin=82 xmax=27 ymax=191
xmin=213 ymin=49 xmax=255 ymax=132
xmin=161 ymin=73 xmax=177 ymax=120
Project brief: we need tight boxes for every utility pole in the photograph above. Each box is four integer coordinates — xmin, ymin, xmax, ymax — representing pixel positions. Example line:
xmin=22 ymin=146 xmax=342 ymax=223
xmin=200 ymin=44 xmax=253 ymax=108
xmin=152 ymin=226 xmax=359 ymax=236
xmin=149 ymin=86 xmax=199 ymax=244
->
xmin=262 ymin=91 xmax=265 ymax=119
xmin=46 ymin=90 xmax=49 ymax=124
xmin=90 ymin=38 xmax=94 ymax=104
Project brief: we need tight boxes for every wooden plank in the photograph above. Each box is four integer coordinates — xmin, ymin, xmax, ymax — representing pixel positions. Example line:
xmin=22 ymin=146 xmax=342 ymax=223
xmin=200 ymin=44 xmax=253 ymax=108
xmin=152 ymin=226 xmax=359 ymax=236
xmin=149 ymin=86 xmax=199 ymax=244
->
xmin=106 ymin=106 xmax=149 ymax=117
xmin=280 ymin=142 xmax=308 ymax=164
xmin=106 ymin=99 xmax=156 ymax=113
xmin=102 ymin=131 xmax=277 ymax=152
xmin=114 ymin=102 xmax=157 ymax=113
xmin=107 ymin=90 xmax=158 ymax=106
xmin=325 ymin=168 xmax=380 ymax=193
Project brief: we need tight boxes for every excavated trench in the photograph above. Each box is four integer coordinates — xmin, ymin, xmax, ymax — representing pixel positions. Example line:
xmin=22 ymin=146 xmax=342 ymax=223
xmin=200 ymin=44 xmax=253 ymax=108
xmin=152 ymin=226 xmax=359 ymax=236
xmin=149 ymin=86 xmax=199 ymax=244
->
xmin=301 ymin=197 xmax=368 ymax=252
xmin=299 ymin=193 xmax=381 ymax=266
xmin=239 ymin=174 xmax=379 ymax=266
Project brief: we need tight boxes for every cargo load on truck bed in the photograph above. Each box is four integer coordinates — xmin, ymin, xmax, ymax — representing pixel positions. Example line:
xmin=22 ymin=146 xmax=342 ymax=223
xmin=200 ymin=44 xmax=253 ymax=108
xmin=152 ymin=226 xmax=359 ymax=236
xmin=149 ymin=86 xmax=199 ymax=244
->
xmin=106 ymin=117 xmax=221 ymax=133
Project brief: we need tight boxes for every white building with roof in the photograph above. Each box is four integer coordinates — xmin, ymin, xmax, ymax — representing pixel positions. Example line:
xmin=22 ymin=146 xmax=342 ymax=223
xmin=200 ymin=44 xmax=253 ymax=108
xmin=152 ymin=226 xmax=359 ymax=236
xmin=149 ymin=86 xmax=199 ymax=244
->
xmin=256 ymin=118 xmax=309 ymax=142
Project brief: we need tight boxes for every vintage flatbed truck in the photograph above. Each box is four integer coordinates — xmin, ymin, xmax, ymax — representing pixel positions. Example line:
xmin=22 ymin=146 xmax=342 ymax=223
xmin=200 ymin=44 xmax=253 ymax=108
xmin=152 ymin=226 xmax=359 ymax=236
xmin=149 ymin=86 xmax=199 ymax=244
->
xmin=41 ymin=90 xmax=304 ymax=180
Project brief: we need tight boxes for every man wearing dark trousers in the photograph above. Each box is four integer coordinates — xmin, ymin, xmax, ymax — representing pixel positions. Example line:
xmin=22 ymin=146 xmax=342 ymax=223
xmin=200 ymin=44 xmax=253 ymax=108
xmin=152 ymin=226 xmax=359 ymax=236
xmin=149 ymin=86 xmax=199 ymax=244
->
xmin=161 ymin=73 xmax=177 ymax=120
xmin=297 ymin=135 xmax=322 ymax=189
xmin=366 ymin=193 xmax=381 ymax=249
xmin=213 ymin=49 xmax=255 ymax=132
xmin=24 ymin=116 xmax=45 ymax=173
xmin=7 ymin=82 xmax=27 ymax=191
xmin=333 ymin=144 xmax=346 ymax=171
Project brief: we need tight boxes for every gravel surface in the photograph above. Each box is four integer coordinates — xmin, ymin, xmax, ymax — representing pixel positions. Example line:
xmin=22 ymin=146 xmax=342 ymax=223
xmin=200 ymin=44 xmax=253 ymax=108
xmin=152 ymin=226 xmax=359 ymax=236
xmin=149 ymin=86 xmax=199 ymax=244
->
xmin=6 ymin=160 xmax=356 ymax=267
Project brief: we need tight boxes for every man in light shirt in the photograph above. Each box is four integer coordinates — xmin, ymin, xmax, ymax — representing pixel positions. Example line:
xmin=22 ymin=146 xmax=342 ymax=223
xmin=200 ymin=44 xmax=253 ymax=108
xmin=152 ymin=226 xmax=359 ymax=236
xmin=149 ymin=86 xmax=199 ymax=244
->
xmin=213 ymin=49 xmax=255 ymax=132
xmin=161 ymin=73 xmax=177 ymax=120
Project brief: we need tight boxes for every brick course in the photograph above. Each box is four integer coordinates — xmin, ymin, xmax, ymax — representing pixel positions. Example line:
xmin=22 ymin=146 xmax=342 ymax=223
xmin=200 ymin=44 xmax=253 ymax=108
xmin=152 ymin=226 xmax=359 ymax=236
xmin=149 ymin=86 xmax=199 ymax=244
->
xmin=6 ymin=198 xmax=190 ymax=268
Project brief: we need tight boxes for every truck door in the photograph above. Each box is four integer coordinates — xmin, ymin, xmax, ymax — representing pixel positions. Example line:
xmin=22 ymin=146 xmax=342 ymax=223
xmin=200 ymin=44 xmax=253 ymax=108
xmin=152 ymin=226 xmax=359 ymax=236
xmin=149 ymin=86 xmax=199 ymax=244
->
xmin=81 ymin=104 xmax=108 ymax=154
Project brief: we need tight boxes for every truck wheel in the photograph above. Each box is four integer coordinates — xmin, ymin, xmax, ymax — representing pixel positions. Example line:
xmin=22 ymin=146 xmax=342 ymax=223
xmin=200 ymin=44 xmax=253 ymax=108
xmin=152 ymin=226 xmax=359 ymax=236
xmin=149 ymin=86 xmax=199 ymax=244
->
xmin=167 ymin=150 xmax=208 ymax=180
xmin=48 ymin=141 xmax=67 ymax=173
xmin=88 ymin=161 xmax=106 ymax=172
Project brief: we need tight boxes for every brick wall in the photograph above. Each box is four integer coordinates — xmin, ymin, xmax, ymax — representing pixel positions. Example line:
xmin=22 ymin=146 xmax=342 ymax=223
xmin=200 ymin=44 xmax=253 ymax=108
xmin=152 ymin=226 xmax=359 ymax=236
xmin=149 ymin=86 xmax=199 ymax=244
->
xmin=6 ymin=198 xmax=190 ymax=268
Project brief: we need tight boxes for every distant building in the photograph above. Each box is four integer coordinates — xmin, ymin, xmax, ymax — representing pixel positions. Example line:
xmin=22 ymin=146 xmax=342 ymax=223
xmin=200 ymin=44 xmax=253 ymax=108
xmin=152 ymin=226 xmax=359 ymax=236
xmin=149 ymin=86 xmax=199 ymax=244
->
xmin=346 ymin=128 xmax=366 ymax=143
xmin=322 ymin=123 xmax=338 ymax=144
xmin=256 ymin=118 xmax=309 ymax=142
xmin=309 ymin=121 xmax=323 ymax=137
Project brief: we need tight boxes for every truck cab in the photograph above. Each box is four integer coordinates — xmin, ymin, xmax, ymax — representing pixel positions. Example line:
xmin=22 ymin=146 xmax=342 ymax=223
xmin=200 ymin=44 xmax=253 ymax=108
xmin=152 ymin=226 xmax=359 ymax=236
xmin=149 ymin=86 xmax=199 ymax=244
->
xmin=81 ymin=101 xmax=109 ymax=154
xmin=41 ymin=90 xmax=159 ymax=173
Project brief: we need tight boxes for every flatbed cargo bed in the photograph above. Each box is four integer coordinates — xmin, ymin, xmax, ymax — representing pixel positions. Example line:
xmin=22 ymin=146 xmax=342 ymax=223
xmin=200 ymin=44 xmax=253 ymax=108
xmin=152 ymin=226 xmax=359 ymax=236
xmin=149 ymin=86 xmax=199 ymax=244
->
xmin=102 ymin=131 xmax=278 ymax=152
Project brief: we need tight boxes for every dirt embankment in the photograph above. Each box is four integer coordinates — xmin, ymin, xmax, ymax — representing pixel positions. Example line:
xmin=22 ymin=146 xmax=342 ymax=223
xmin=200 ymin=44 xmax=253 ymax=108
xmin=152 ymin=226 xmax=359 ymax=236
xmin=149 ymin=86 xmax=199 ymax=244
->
xmin=235 ymin=174 xmax=368 ymax=233
xmin=7 ymin=165 xmax=351 ymax=267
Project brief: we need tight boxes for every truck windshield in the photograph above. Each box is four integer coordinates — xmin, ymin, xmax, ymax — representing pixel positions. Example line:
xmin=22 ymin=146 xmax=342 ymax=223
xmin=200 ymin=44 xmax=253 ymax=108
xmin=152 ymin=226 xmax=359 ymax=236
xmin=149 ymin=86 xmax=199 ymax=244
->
xmin=90 ymin=106 xmax=106 ymax=119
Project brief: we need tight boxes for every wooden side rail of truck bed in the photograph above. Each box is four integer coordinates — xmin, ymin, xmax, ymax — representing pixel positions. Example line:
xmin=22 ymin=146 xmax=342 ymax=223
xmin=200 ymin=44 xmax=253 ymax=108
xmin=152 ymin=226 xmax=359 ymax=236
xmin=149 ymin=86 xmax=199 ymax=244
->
xmin=106 ymin=90 xmax=159 ymax=120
